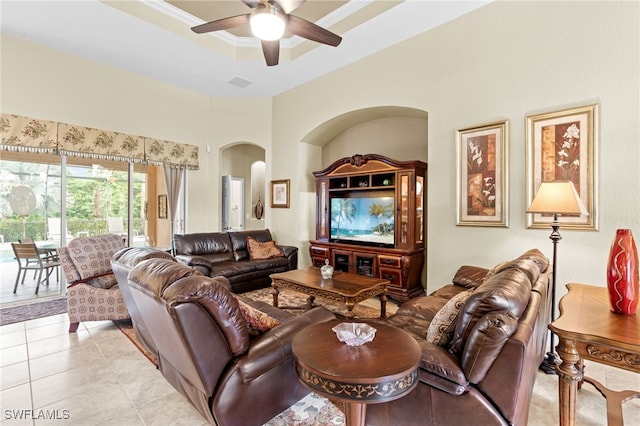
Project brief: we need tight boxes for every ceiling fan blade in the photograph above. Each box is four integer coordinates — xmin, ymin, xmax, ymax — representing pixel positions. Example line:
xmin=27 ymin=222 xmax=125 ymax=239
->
xmin=241 ymin=0 xmax=262 ymax=8
xmin=261 ymin=40 xmax=280 ymax=66
xmin=272 ymin=0 xmax=307 ymax=15
xmin=287 ymin=15 xmax=342 ymax=47
xmin=191 ymin=14 xmax=250 ymax=34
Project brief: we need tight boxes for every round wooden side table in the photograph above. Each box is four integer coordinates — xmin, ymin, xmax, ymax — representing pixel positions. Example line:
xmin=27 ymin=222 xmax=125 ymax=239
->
xmin=292 ymin=319 xmax=421 ymax=426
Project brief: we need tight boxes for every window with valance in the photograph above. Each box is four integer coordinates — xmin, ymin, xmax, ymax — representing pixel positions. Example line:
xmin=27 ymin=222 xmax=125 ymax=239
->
xmin=0 ymin=113 xmax=199 ymax=169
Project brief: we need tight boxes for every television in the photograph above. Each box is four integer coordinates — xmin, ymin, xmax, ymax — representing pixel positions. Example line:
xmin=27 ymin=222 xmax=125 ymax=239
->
xmin=330 ymin=191 xmax=395 ymax=248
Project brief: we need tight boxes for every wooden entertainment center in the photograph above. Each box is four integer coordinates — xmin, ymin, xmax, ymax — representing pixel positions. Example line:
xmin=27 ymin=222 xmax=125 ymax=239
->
xmin=310 ymin=154 xmax=427 ymax=302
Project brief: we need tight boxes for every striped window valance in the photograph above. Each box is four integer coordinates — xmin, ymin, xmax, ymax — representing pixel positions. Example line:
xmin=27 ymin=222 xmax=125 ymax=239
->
xmin=0 ymin=113 xmax=199 ymax=170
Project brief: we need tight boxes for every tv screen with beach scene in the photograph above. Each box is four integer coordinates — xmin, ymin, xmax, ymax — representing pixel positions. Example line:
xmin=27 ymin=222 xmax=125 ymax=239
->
xmin=330 ymin=192 xmax=395 ymax=248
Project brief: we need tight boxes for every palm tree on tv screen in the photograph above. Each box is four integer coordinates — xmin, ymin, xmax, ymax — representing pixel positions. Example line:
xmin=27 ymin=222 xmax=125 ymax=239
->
xmin=331 ymin=198 xmax=356 ymax=238
xmin=369 ymin=201 xmax=394 ymax=236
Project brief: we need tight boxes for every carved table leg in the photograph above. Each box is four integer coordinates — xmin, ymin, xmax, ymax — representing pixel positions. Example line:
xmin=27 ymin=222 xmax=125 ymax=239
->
xmin=271 ymin=285 xmax=279 ymax=307
xmin=380 ymin=292 xmax=387 ymax=319
xmin=306 ymin=295 xmax=315 ymax=310
xmin=556 ymin=337 xmax=583 ymax=426
xmin=345 ymin=301 xmax=356 ymax=319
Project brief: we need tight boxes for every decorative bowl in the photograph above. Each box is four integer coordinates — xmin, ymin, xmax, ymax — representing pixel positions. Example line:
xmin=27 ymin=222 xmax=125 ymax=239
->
xmin=331 ymin=322 xmax=377 ymax=346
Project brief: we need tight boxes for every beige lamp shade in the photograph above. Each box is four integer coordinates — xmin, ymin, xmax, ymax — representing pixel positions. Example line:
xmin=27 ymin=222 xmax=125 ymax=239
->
xmin=527 ymin=181 xmax=589 ymax=216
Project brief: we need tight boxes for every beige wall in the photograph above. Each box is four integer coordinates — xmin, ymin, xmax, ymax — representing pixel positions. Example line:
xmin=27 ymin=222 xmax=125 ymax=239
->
xmin=271 ymin=0 xmax=640 ymax=297
xmin=322 ymin=116 xmax=428 ymax=167
xmin=2 ymin=1 xmax=639 ymax=303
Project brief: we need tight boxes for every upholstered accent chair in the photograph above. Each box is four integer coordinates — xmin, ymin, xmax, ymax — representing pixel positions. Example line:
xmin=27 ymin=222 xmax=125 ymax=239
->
xmin=59 ymin=234 xmax=129 ymax=332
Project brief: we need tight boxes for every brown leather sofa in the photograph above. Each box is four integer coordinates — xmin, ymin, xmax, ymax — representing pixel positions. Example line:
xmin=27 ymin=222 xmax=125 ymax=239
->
xmin=366 ymin=249 xmax=552 ymax=426
xmin=173 ymin=229 xmax=297 ymax=293
xmin=111 ymin=247 xmax=336 ymax=426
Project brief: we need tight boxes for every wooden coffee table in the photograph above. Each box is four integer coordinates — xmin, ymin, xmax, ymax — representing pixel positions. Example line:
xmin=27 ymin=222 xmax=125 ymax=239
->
xmin=270 ymin=267 xmax=388 ymax=318
xmin=292 ymin=319 xmax=421 ymax=426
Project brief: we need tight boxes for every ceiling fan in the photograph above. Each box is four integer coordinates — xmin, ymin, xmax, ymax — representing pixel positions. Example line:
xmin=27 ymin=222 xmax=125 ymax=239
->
xmin=191 ymin=0 xmax=342 ymax=66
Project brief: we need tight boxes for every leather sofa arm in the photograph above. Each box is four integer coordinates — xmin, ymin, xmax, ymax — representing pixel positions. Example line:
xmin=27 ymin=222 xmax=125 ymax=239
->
xmin=236 ymin=307 xmax=335 ymax=382
xmin=175 ymin=254 xmax=212 ymax=276
xmin=279 ymin=245 xmax=298 ymax=270
xmin=419 ymin=343 xmax=469 ymax=395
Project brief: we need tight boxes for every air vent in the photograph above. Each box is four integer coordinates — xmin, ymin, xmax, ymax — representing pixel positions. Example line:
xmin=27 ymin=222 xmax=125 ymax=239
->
xmin=228 ymin=77 xmax=253 ymax=88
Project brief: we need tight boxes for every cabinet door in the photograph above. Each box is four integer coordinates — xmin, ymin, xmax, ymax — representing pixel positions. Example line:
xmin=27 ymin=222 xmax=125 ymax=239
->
xmin=316 ymin=179 xmax=330 ymax=240
xmin=333 ymin=250 xmax=352 ymax=273
xmin=396 ymin=172 xmax=414 ymax=249
xmin=354 ymin=252 xmax=377 ymax=277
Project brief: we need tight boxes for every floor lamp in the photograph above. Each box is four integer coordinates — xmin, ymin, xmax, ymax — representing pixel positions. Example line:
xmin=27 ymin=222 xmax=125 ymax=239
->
xmin=527 ymin=181 xmax=588 ymax=375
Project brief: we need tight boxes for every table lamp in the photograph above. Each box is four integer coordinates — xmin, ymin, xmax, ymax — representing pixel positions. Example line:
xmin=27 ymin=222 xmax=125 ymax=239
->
xmin=527 ymin=180 xmax=589 ymax=374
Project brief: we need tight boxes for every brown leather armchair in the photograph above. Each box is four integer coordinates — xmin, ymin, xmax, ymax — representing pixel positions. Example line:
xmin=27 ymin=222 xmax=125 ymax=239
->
xmin=366 ymin=249 xmax=552 ymax=426
xmin=115 ymin=251 xmax=336 ymax=426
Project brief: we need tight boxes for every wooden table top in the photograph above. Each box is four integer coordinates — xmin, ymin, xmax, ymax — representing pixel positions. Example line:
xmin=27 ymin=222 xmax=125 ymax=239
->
xmin=292 ymin=319 xmax=421 ymax=384
xmin=271 ymin=267 xmax=389 ymax=297
xmin=550 ymin=283 xmax=640 ymax=353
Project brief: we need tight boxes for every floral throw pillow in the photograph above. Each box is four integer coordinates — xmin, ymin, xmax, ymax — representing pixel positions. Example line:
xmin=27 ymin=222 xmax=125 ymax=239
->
xmin=426 ymin=289 xmax=474 ymax=347
xmin=246 ymin=236 xmax=285 ymax=260
xmin=237 ymin=299 xmax=281 ymax=336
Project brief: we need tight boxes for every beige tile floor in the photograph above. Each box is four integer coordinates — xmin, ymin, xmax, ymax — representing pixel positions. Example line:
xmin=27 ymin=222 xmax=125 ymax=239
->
xmin=1 ymin=312 xmax=639 ymax=426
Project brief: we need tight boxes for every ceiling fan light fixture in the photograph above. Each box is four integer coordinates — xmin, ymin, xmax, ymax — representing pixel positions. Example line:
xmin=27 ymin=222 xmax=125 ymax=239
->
xmin=250 ymin=5 xmax=285 ymax=41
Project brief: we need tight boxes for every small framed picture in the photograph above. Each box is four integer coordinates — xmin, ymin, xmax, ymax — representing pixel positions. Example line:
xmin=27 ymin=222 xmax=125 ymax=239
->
xmin=526 ymin=104 xmax=599 ymax=230
xmin=158 ymin=194 xmax=168 ymax=219
xmin=456 ymin=120 xmax=509 ymax=227
xmin=270 ymin=179 xmax=290 ymax=208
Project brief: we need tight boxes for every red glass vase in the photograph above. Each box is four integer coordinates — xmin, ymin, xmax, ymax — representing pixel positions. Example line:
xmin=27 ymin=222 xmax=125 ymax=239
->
xmin=606 ymin=229 xmax=639 ymax=315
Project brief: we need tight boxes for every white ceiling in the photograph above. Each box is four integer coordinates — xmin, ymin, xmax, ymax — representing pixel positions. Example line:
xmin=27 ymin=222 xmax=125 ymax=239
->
xmin=0 ymin=0 xmax=491 ymax=97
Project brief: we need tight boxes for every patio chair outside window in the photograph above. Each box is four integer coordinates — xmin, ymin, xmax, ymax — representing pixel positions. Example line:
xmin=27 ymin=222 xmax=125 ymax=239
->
xmin=47 ymin=218 xmax=72 ymax=244
xmin=107 ymin=217 xmax=137 ymax=244
xmin=11 ymin=242 xmax=60 ymax=294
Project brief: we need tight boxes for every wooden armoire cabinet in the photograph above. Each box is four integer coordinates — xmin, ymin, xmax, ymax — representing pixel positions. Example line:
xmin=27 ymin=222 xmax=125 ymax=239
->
xmin=309 ymin=154 xmax=427 ymax=302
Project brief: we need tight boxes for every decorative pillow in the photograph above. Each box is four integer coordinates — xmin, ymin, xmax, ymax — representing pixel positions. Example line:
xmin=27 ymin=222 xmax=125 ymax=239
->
xmin=237 ymin=299 xmax=281 ymax=335
xmin=426 ymin=289 xmax=473 ymax=347
xmin=246 ymin=236 xmax=285 ymax=260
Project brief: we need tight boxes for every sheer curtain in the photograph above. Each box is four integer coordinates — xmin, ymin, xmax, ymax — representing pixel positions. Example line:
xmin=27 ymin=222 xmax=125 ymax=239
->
xmin=164 ymin=166 xmax=185 ymax=253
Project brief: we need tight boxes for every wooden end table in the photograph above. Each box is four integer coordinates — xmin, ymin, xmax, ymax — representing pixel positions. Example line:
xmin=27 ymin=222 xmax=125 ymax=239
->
xmin=292 ymin=319 xmax=421 ymax=426
xmin=549 ymin=283 xmax=640 ymax=426
xmin=270 ymin=267 xmax=388 ymax=318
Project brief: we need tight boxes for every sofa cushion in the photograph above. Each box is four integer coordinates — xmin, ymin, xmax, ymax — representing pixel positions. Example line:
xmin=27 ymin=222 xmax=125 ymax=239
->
xmin=64 ymin=234 xmax=126 ymax=288
xmin=162 ymin=274 xmax=251 ymax=357
xmin=237 ymin=299 xmax=282 ymax=335
xmin=229 ymin=229 xmax=274 ymax=261
xmin=129 ymin=258 xmax=203 ymax=298
xmin=452 ymin=266 xmax=490 ymax=289
xmin=247 ymin=237 xmax=285 ymax=260
xmin=449 ymin=257 xmax=539 ymax=356
xmin=426 ymin=289 xmax=473 ymax=347
xmin=461 ymin=310 xmax=519 ymax=384
xmin=83 ymin=273 xmax=118 ymax=289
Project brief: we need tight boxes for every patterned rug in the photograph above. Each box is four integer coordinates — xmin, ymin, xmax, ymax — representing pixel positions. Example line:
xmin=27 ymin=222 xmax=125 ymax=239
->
xmin=242 ymin=287 xmax=382 ymax=319
xmin=0 ymin=297 xmax=67 ymax=325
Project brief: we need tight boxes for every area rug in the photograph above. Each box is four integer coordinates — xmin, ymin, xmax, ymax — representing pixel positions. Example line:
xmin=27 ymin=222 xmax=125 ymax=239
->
xmin=242 ymin=287 xmax=382 ymax=319
xmin=0 ymin=297 xmax=67 ymax=325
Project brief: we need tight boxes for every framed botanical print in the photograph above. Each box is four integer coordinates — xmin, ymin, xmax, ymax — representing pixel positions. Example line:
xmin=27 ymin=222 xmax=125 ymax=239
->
xmin=526 ymin=104 xmax=599 ymax=230
xmin=456 ymin=120 xmax=509 ymax=227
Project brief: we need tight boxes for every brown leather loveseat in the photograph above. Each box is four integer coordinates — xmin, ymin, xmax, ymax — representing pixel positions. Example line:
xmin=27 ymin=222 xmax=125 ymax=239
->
xmin=111 ymin=247 xmax=336 ymax=426
xmin=366 ymin=249 xmax=552 ymax=426
xmin=173 ymin=229 xmax=297 ymax=293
